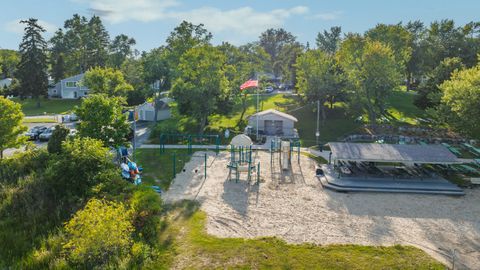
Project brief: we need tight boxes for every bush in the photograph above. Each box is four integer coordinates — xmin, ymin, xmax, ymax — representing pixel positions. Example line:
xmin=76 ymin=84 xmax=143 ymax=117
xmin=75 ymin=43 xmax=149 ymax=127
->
xmin=47 ymin=125 xmax=70 ymax=154
xmin=45 ymin=137 xmax=116 ymax=203
xmin=130 ymin=188 xmax=162 ymax=244
xmin=63 ymin=198 xmax=134 ymax=268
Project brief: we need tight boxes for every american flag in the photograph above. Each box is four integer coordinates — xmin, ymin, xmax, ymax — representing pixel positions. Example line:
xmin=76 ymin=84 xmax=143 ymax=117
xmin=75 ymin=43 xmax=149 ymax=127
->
xmin=240 ymin=79 xmax=259 ymax=91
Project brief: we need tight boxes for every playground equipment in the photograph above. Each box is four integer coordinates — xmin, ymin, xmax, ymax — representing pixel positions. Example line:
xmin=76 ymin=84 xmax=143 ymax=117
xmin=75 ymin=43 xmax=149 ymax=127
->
xmin=270 ymin=137 xmax=301 ymax=171
xmin=159 ymin=133 xmax=221 ymax=155
xmin=227 ymin=134 xmax=260 ymax=184
xmin=118 ymin=146 xmax=142 ymax=185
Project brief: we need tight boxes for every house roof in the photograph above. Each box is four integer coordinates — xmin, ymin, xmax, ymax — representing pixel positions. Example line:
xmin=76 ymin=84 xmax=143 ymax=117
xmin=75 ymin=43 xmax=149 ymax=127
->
xmin=249 ymin=109 xmax=298 ymax=122
xmin=329 ymin=142 xmax=461 ymax=164
xmin=61 ymin=73 xmax=85 ymax=82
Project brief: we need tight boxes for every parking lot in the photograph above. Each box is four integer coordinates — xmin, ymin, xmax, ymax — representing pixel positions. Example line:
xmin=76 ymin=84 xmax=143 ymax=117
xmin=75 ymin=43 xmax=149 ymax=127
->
xmin=3 ymin=121 xmax=76 ymax=157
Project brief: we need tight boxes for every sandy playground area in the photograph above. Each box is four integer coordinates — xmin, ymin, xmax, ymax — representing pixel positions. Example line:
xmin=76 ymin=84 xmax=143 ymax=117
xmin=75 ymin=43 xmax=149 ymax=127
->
xmin=164 ymin=151 xmax=480 ymax=269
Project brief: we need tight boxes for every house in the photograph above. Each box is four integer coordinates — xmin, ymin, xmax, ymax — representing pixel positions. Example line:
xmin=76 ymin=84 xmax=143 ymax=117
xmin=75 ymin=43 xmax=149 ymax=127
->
xmin=48 ymin=73 xmax=89 ymax=99
xmin=247 ymin=109 xmax=298 ymax=137
xmin=135 ymin=99 xmax=171 ymax=121
xmin=0 ymin=78 xmax=12 ymax=88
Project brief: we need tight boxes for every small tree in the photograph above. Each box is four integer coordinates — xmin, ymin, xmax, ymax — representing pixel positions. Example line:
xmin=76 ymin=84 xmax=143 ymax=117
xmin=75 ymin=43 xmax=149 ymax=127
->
xmin=75 ymin=94 xmax=130 ymax=147
xmin=437 ymin=65 xmax=480 ymax=138
xmin=0 ymin=97 xmax=27 ymax=158
xmin=83 ymin=67 xmax=133 ymax=97
xmin=47 ymin=124 xmax=70 ymax=154
xmin=63 ymin=198 xmax=134 ymax=267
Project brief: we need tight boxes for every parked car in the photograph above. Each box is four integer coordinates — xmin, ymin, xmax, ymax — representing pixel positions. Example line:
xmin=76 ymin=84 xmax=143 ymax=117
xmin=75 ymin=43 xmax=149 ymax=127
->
xmin=39 ymin=126 xmax=56 ymax=141
xmin=62 ymin=113 xmax=78 ymax=122
xmin=265 ymin=86 xmax=274 ymax=93
xmin=25 ymin=126 xmax=48 ymax=140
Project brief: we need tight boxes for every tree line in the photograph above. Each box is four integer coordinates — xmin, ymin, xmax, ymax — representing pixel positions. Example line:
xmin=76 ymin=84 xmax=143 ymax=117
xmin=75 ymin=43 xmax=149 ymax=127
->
xmin=2 ymin=16 xmax=479 ymax=137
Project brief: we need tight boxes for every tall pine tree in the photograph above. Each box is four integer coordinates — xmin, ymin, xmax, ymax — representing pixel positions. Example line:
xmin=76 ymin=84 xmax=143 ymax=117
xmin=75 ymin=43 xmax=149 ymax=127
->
xmin=16 ymin=18 xmax=48 ymax=107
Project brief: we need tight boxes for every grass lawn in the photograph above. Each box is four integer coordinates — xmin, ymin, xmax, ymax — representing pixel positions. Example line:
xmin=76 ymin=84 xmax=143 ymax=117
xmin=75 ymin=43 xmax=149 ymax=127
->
xmin=134 ymin=148 xmax=194 ymax=190
xmin=13 ymin=98 xmax=81 ymax=116
xmin=22 ymin=117 xmax=57 ymax=123
xmin=151 ymin=202 xmax=444 ymax=269
xmin=384 ymin=89 xmax=428 ymax=125
xmin=153 ymin=89 xmax=428 ymax=147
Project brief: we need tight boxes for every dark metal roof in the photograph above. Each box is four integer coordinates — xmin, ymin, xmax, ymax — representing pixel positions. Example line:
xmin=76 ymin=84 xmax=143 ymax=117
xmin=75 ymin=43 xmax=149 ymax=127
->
xmin=329 ymin=142 xmax=461 ymax=164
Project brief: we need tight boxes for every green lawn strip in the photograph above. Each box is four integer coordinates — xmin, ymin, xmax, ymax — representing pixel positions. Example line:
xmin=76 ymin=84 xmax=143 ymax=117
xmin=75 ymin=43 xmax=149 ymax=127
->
xmin=157 ymin=203 xmax=444 ymax=269
xmin=23 ymin=118 xmax=57 ymax=123
xmin=134 ymin=148 xmax=195 ymax=190
xmin=13 ymin=98 xmax=81 ymax=116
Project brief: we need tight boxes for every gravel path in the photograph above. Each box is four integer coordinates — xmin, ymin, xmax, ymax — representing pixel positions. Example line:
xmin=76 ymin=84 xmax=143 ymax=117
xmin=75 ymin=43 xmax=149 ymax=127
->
xmin=164 ymin=151 xmax=480 ymax=269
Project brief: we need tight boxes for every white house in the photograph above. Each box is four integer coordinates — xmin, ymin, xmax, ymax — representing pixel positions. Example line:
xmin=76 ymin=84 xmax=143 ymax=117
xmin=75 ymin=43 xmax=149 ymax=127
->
xmin=135 ymin=99 xmax=171 ymax=121
xmin=248 ymin=109 xmax=298 ymax=137
xmin=48 ymin=73 xmax=89 ymax=99
xmin=0 ymin=78 xmax=12 ymax=88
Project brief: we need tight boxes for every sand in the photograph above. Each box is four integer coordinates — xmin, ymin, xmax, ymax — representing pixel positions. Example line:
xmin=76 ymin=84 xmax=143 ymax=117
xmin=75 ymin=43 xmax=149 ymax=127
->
xmin=164 ymin=151 xmax=480 ymax=269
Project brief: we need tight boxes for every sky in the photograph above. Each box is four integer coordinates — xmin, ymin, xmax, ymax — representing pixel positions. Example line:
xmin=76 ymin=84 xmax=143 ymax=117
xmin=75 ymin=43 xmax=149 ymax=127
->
xmin=2 ymin=0 xmax=480 ymax=52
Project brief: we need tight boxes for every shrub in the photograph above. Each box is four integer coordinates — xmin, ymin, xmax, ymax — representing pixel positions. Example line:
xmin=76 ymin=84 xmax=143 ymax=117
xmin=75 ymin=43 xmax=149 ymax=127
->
xmin=47 ymin=125 xmax=70 ymax=154
xmin=63 ymin=198 xmax=134 ymax=268
xmin=130 ymin=188 xmax=162 ymax=243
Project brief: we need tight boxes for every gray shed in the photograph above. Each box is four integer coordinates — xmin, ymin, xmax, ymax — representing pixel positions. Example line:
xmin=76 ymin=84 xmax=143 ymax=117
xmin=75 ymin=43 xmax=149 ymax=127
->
xmin=248 ymin=109 xmax=298 ymax=137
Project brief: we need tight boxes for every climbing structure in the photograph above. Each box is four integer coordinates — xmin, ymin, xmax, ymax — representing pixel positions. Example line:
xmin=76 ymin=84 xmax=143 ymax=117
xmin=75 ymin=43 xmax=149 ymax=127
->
xmin=227 ymin=134 xmax=260 ymax=184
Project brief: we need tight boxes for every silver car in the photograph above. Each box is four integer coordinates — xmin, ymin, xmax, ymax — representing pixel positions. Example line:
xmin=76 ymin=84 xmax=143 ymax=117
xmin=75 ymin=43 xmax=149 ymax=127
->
xmin=39 ymin=126 xmax=56 ymax=141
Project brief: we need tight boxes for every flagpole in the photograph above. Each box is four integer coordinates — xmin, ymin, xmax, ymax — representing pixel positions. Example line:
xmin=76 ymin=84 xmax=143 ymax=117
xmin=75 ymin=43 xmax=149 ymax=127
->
xmin=256 ymin=85 xmax=259 ymax=140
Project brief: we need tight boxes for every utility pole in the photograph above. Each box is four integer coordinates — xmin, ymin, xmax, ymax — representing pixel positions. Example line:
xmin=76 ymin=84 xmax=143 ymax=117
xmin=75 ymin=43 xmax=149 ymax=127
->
xmin=316 ymin=100 xmax=320 ymax=147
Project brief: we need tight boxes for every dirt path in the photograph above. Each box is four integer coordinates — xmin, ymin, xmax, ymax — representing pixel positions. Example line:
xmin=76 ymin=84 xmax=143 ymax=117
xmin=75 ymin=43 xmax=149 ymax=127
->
xmin=164 ymin=151 xmax=480 ymax=269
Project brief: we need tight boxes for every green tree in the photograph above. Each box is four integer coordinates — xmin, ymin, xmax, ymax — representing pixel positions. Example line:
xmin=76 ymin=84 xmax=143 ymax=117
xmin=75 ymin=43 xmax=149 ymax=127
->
xmin=0 ymin=97 xmax=27 ymax=158
xmin=47 ymin=124 xmax=70 ymax=154
xmin=365 ymin=23 xmax=413 ymax=69
xmin=49 ymin=29 xmax=67 ymax=82
xmin=259 ymin=28 xmax=297 ymax=77
xmin=217 ymin=42 xmax=269 ymax=125
xmin=109 ymin=34 xmax=136 ymax=68
xmin=296 ymin=49 xmax=345 ymax=122
xmin=415 ymin=57 xmax=465 ymax=109
xmin=0 ymin=49 xmax=20 ymax=78
xmin=46 ymin=137 xmax=119 ymax=200
xmin=83 ymin=67 xmax=133 ymax=97
xmin=316 ymin=26 xmax=342 ymax=54
xmin=337 ymin=37 xmax=401 ymax=123
xmin=404 ymin=21 xmax=427 ymax=90
xmin=437 ymin=64 xmax=480 ymax=137
xmin=75 ymin=94 xmax=130 ymax=147
xmin=63 ymin=198 xmax=133 ymax=267
xmin=15 ymin=18 xmax=48 ymax=106
xmin=165 ymin=21 xmax=212 ymax=79
xmin=142 ymin=47 xmax=170 ymax=90
xmin=171 ymin=45 xmax=231 ymax=133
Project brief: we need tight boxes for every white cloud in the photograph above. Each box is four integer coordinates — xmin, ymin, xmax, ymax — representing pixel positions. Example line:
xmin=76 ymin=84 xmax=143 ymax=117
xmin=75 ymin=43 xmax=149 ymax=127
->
xmin=4 ymin=19 xmax=57 ymax=34
xmin=170 ymin=6 xmax=309 ymax=38
xmin=75 ymin=0 xmax=180 ymax=23
xmin=76 ymin=0 xmax=310 ymax=44
xmin=312 ymin=11 xmax=343 ymax=21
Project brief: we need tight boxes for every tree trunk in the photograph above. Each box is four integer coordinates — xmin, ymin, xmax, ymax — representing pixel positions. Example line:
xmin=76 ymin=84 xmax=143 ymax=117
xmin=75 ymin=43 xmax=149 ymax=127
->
xmin=406 ymin=73 xmax=411 ymax=91
xmin=0 ymin=150 xmax=3 ymax=159
xmin=36 ymin=96 xmax=40 ymax=108
xmin=236 ymin=95 xmax=247 ymax=128
xmin=198 ymin=115 xmax=207 ymax=135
